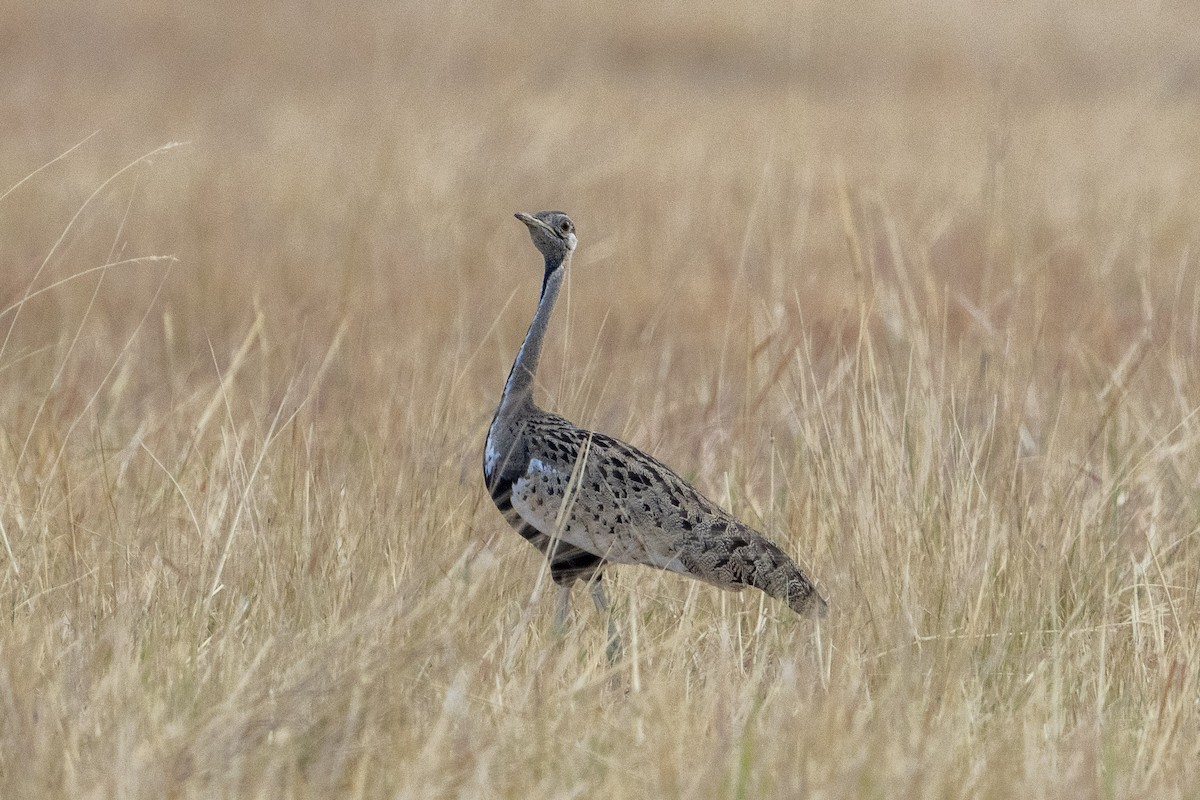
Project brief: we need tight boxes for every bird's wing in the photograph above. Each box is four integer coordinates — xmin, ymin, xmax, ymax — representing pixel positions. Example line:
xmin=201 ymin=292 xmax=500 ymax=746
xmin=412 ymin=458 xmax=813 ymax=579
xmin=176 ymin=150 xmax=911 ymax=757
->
xmin=510 ymin=416 xmax=720 ymax=573
xmin=513 ymin=414 xmax=826 ymax=615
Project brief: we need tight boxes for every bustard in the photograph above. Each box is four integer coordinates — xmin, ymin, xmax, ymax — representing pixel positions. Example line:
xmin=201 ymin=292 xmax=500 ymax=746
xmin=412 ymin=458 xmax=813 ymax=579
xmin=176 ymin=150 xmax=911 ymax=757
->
xmin=484 ymin=211 xmax=826 ymax=652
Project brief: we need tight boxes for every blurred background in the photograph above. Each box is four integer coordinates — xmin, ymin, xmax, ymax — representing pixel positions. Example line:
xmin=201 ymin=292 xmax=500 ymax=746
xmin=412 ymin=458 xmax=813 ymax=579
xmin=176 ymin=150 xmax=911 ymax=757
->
xmin=4 ymin=0 xmax=1198 ymax=357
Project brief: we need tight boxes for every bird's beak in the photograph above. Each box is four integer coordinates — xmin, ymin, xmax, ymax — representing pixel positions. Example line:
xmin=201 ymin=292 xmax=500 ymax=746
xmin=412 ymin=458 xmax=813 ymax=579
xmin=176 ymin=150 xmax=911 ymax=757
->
xmin=514 ymin=211 xmax=554 ymax=235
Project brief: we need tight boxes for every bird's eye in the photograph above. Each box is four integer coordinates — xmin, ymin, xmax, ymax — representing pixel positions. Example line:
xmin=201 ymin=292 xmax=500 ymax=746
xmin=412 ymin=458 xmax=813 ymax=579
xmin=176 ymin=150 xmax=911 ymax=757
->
xmin=560 ymin=220 xmax=571 ymax=233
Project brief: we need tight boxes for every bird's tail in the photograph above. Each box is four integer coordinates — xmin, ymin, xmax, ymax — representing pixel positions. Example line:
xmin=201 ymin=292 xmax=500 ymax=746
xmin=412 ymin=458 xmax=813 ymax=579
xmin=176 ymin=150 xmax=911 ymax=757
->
xmin=742 ymin=533 xmax=827 ymax=618
xmin=682 ymin=522 xmax=827 ymax=618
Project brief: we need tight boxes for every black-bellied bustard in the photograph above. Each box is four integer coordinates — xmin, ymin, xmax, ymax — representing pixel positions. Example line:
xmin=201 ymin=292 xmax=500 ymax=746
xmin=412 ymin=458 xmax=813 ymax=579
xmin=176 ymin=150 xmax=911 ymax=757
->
xmin=484 ymin=211 xmax=826 ymax=655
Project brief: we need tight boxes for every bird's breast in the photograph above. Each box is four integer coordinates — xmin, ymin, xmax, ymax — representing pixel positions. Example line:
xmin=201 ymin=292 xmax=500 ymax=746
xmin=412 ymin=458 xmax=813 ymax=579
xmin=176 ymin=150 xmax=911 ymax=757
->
xmin=483 ymin=436 xmax=499 ymax=482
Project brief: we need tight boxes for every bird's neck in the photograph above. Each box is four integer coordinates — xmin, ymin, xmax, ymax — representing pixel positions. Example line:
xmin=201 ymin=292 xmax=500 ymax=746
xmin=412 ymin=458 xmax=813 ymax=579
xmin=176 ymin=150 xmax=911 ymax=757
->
xmin=498 ymin=253 xmax=568 ymax=414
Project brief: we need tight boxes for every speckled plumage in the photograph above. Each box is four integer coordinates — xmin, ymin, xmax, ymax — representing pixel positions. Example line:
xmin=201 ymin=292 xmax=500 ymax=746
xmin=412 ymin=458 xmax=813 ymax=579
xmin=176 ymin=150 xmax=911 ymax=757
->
xmin=485 ymin=211 xmax=826 ymax=630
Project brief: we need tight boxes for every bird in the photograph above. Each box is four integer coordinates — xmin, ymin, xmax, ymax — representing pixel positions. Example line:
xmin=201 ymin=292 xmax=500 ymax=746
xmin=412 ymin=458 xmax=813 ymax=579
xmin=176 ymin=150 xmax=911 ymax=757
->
xmin=484 ymin=210 xmax=826 ymax=655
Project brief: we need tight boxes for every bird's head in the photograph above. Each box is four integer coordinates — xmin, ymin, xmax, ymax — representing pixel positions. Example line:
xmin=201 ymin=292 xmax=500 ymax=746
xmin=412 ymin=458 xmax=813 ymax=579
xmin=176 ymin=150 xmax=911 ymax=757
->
xmin=515 ymin=210 xmax=576 ymax=263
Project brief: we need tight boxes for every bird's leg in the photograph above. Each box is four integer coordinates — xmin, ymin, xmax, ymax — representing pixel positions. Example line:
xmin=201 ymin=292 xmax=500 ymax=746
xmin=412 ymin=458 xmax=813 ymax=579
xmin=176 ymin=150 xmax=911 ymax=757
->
xmin=590 ymin=579 xmax=623 ymax=663
xmin=554 ymin=583 xmax=572 ymax=636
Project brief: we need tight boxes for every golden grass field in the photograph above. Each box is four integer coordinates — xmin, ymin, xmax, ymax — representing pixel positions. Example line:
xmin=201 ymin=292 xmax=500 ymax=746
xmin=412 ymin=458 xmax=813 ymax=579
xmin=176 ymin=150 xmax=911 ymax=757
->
xmin=2 ymin=1 xmax=1199 ymax=797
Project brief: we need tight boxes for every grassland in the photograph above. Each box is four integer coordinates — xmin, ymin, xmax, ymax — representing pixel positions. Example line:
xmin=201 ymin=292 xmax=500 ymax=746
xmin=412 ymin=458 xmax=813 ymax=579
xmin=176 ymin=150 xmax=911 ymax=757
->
xmin=1 ymin=1 xmax=1198 ymax=797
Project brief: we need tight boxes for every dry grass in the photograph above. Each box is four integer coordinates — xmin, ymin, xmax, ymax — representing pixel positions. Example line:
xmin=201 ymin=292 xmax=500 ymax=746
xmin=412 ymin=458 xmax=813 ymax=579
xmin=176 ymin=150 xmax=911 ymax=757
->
xmin=2 ymin=1 xmax=1199 ymax=797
